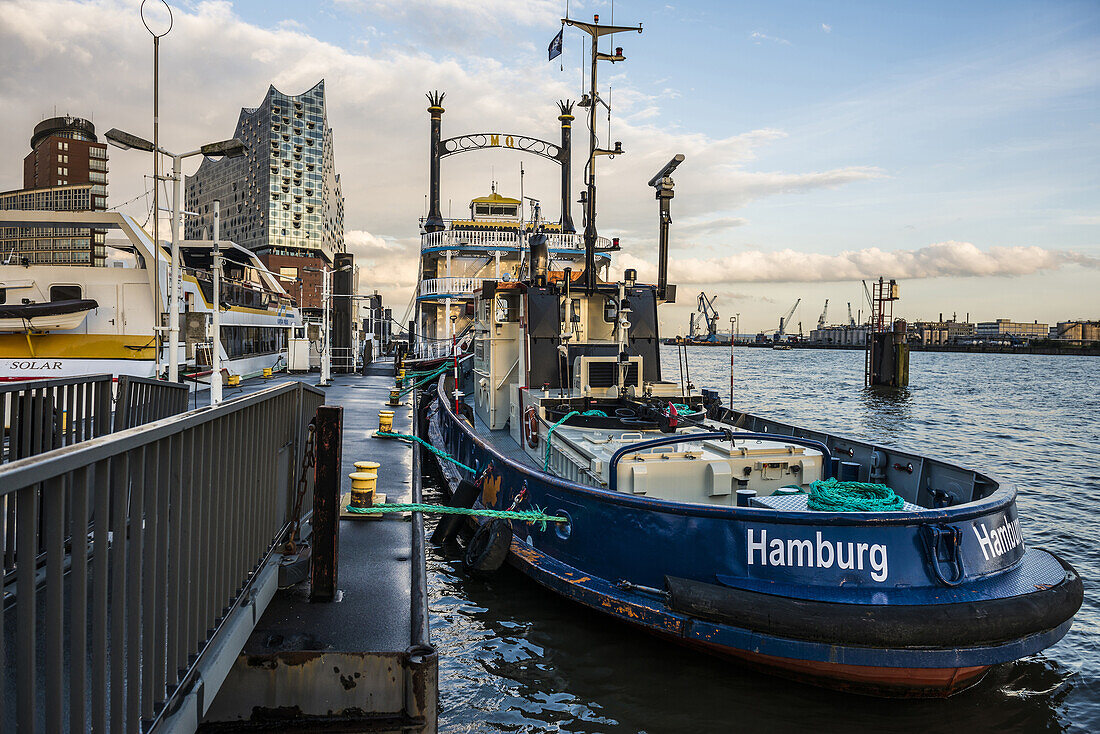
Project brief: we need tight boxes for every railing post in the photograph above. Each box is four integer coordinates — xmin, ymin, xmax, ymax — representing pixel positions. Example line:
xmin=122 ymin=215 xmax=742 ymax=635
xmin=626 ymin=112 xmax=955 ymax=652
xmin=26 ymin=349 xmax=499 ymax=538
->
xmin=311 ymin=405 xmax=342 ymax=602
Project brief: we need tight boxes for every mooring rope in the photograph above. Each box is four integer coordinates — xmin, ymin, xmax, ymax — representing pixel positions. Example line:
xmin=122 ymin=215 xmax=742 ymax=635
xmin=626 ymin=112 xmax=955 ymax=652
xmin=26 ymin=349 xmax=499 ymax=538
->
xmin=346 ymin=503 xmax=568 ymax=531
xmin=375 ymin=430 xmax=476 ymax=474
xmin=395 ymin=364 xmax=450 ymax=397
xmin=807 ymin=478 xmax=905 ymax=512
xmin=544 ymin=410 xmax=580 ymax=470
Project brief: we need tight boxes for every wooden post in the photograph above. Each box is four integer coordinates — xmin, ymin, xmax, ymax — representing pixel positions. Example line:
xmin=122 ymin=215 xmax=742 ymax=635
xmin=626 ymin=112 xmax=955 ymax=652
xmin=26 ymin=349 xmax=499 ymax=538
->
xmin=311 ymin=405 xmax=343 ymax=602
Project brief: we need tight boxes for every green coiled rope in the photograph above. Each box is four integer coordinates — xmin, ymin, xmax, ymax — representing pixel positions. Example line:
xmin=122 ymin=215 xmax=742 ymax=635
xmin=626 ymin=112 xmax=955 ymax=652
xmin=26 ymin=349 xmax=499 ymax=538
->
xmin=376 ymin=430 xmax=475 ymax=474
xmin=346 ymin=503 xmax=567 ymax=530
xmin=581 ymin=409 xmax=608 ymax=417
xmin=807 ymin=478 xmax=905 ymax=512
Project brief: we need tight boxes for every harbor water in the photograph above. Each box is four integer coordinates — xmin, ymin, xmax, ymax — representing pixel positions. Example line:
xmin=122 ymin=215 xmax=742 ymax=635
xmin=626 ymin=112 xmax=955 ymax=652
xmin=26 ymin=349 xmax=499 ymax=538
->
xmin=426 ymin=347 xmax=1099 ymax=732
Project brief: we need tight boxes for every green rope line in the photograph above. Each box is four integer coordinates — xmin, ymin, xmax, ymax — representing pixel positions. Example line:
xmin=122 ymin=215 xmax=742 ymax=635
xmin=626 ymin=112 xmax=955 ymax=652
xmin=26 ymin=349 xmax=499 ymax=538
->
xmin=581 ymin=409 xmax=607 ymax=417
xmin=396 ymin=364 xmax=449 ymax=397
xmin=807 ymin=478 xmax=905 ymax=512
xmin=671 ymin=403 xmax=695 ymax=414
xmin=544 ymin=410 xmax=579 ymax=470
xmin=346 ymin=503 xmax=567 ymax=530
xmin=376 ymin=430 xmax=476 ymax=473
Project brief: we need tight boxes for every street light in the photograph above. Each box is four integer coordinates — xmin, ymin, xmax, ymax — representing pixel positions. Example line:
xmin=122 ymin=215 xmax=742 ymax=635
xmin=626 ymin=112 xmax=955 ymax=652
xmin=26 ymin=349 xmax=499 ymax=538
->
xmin=106 ymin=127 xmax=246 ymax=383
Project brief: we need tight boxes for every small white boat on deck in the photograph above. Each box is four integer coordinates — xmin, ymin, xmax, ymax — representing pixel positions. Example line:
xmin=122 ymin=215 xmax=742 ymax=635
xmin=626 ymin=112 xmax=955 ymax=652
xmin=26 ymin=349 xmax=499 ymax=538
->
xmin=0 ymin=298 xmax=99 ymax=332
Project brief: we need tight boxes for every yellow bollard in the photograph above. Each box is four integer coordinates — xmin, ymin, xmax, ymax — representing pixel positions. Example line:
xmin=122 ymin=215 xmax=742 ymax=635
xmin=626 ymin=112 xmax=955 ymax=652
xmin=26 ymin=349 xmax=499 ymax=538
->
xmin=263 ymin=367 xmax=272 ymax=378
xmin=378 ymin=411 xmax=394 ymax=433
xmin=349 ymin=470 xmax=377 ymax=508
xmin=227 ymin=374 xmax=240 ymax=387
xmin=388 ymin=389 xmax=401 ymax=407
xmin=397 ymin=369 xmax=405 ymax=380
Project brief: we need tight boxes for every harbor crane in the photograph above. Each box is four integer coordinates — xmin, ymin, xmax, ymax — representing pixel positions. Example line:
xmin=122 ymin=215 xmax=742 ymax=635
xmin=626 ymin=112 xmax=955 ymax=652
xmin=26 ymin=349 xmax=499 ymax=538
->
xmin=847 ymin=302 xmax=856 ymax=327
xmin=817 ymin=299 xmax=829 ymax=330
xmin=689 ymin=291 xmax=720 ymax=341
xmin=775 ymin=298 xmax=801 ymax=341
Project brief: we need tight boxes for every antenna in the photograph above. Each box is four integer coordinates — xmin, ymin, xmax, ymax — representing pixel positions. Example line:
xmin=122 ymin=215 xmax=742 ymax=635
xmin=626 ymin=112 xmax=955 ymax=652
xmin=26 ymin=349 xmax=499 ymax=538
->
xmin=562 ymin=13 xmax=642 ymax=292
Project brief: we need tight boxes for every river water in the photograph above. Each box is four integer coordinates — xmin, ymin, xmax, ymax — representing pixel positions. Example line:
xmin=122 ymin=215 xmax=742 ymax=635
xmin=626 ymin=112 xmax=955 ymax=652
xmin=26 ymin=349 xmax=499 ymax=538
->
xmin=425 ymin=347 xmax=1099 ymax=732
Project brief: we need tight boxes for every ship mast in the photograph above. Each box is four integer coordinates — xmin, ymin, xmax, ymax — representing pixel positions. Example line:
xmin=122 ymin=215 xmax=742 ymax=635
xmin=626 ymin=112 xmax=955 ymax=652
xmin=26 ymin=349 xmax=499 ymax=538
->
xmin=562 ymin=15 xmax=642 ymax=293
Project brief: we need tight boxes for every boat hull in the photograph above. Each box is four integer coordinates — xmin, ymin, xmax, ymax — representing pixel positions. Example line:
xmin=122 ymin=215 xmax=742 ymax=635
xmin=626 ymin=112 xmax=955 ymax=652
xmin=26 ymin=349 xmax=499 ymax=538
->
xmin=506 ymin=535 xmax=999 ymax=698
xmin=427 ymin=387 xmax=1083 ymax=697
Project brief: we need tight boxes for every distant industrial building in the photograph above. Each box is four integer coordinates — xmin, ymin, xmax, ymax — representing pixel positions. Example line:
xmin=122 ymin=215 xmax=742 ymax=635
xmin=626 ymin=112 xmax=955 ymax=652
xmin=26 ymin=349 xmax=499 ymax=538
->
xmin=809 ymin=324 xmax=870 ymax=346
xmin=1053 ymin=321 xmax=1100 ymax=343
xmin=185 ymin=80 xmax=344 ymax=313
xmin=975 ymin=319 xmax=1049 ymax=341
xmin=0 ymin=116 xmax=108 ymax=266
xmin=908 ymin=316 xmax=975 ymax=345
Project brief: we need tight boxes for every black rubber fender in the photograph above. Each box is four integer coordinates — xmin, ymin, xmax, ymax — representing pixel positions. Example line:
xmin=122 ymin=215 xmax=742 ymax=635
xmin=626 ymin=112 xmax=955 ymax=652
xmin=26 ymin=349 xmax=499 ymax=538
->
xmin=464 ymin=518 xmax=513 ymax=574
xmin=666 ymin=553 xmax=1083 ymax=649
xmin=430 ymin=479 xmax=480 ymax=545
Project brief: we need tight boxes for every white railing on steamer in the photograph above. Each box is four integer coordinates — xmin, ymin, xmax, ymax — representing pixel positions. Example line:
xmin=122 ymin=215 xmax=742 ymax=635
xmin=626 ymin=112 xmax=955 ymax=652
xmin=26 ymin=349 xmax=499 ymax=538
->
xmin=419 ymin=277 xmax=482 ymax=298
xmin=420 ymin=229 xmax=611 ymax=252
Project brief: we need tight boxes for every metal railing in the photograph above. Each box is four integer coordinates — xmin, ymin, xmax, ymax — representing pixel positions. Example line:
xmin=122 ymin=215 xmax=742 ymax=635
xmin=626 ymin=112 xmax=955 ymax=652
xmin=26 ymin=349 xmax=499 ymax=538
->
xmin=2 ymin=376 xmax=114 ymax=466
xmin=420 ymin=228 xmax=611 ymax=252
xmin=419 ymin=277 xmax=482 ymax=298
xmin=113 ymin=375 xmax=190 ymax=431
xmin=2 ymin=375 xmax=189 ymax=468
xmin=0 ymin=380 xmax=324 ymax=733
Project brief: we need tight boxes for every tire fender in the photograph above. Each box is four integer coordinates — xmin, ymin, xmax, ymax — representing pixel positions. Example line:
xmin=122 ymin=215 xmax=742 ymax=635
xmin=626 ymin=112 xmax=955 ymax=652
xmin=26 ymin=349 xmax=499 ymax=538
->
xmin=464 ymin=518 xmax=513 ymax=573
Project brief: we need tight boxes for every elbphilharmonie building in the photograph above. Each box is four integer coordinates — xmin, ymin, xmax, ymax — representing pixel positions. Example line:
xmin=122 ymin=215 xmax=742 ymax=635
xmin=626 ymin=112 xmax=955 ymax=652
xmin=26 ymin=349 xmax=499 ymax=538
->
xmin=185 ymin=80 xmax=344 ymax=312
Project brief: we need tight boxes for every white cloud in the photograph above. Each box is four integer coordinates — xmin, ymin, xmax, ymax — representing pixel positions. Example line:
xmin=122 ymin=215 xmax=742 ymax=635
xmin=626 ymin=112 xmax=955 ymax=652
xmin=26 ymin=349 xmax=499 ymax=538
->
xmin=620 ymin=241 xmax=1099 ymax=285
xmin=0 ymin=0 xmax=884 ymax=310
xmin=750 ymin=31 xmax=791 ymax=46
xmin=821 ymin=23 xmax=832 ymax=34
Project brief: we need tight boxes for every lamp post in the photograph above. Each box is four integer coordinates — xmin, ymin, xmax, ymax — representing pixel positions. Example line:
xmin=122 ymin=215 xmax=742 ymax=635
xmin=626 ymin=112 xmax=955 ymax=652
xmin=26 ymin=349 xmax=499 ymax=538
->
xmin=106 ymin=128 xmax=246 ymax=382
xmin=320 ymin=265 xmax=332 ymax=386
xmin=142 ymin=0 xmax=172 ymax=377
xmin=211 ymin=199 xmax=223 ymax=404
xmin=450 ymin=313 xmax=460 ymax=413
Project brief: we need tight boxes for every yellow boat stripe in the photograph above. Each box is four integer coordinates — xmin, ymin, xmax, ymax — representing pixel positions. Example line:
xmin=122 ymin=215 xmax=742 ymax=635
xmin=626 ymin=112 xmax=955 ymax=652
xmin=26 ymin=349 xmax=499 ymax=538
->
xmin=0 ymin=334 xmax=156 ymax=359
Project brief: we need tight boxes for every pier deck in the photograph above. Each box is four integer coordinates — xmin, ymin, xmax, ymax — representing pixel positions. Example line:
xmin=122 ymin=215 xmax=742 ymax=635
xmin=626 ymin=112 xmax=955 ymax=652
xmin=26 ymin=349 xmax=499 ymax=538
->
xmin=203 ymin=362 xmax=436 ymax=731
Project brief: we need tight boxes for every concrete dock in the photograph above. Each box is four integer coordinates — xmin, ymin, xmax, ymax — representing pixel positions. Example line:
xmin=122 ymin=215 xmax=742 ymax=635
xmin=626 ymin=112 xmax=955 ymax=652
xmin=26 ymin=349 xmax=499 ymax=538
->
xmin=201 ymin=361 xmax=437 ymax=731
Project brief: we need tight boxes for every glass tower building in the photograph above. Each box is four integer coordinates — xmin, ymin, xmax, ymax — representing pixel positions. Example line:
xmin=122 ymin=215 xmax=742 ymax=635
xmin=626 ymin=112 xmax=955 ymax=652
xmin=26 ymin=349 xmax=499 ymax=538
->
xmin=185 ymin=80 xmax=344 ymax=311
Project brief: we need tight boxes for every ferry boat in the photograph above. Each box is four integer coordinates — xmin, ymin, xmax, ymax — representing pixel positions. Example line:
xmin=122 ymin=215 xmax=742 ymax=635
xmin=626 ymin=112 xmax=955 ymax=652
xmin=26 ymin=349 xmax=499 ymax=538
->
xmin=420 ymin=15 xmax=1083 ymax=697
xmin=0 ymin=210 xmax=300 ymax=383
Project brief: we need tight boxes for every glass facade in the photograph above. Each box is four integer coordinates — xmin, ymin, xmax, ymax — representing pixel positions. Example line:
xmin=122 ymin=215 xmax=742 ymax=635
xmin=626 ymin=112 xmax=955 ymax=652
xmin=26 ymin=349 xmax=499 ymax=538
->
xmin=0 ymin=185 xmax=102 ymax=265
xmin=184 ymin=80 xmax=344 ymax=266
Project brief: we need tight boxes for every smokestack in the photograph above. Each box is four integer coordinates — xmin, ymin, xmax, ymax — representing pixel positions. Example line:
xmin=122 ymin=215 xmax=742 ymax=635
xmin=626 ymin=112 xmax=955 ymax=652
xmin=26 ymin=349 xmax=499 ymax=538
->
xmin=530 ymin=233 xmax=549 ymax=287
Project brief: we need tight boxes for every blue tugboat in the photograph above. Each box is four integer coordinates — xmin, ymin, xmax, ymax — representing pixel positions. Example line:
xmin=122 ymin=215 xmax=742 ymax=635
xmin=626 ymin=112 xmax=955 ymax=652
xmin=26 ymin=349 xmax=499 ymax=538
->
xmin=421 ymin=15 xmax=1082 ymax=697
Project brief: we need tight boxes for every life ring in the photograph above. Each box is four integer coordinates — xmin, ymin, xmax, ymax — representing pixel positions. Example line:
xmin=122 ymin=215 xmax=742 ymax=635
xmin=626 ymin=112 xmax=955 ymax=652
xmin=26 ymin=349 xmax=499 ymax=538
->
xmin=464 ymin=519 xmax=513 ymax=573
xmin=523 ymin=406 xmax=540 ymax=448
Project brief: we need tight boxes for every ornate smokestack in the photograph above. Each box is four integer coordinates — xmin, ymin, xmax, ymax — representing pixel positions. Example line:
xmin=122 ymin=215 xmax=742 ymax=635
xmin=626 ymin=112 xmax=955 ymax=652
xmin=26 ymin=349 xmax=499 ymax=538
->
xmin=558 ymin=100 xmax=575 ymax=234
xmin=425 ymin=90 xmax=446 ymax=233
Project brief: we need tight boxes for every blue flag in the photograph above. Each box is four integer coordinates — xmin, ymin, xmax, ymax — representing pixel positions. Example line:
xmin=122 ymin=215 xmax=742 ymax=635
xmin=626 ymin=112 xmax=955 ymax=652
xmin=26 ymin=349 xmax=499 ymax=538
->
xmin=548 ymin=27 xmax=563 ymax=61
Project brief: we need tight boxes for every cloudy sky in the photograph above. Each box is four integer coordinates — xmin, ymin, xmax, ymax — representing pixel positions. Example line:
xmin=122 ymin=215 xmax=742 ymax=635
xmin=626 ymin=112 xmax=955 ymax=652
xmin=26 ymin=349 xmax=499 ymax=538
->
xmin=1 ymin=0 xmax=1097 ymax=333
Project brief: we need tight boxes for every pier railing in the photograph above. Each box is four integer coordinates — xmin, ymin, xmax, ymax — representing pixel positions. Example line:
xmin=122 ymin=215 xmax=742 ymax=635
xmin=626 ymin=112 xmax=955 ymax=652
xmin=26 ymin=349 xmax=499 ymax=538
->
xmin=0 ymin=380 xmax=324 ymax=733
xmin=1 ymin=374 xmax=189 ymax=467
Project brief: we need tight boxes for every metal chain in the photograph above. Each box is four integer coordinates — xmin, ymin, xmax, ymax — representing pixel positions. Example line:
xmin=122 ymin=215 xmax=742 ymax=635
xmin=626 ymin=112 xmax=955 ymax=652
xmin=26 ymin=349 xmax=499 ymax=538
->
xmin=283 ymin=420 xmax=316 ymax=554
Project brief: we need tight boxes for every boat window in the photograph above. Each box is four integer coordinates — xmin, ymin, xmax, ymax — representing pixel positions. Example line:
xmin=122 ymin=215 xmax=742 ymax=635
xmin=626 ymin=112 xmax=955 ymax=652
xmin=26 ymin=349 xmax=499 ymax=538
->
xmin=50 ymin=285 xmax=82 ymax=301
xmin=604 ymin=296 xmax=617 ymax=322
xmin=495 ymin=295 xmax=518 ymax=323
xmin=0 ymin=288 xmax=5 ymax=304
